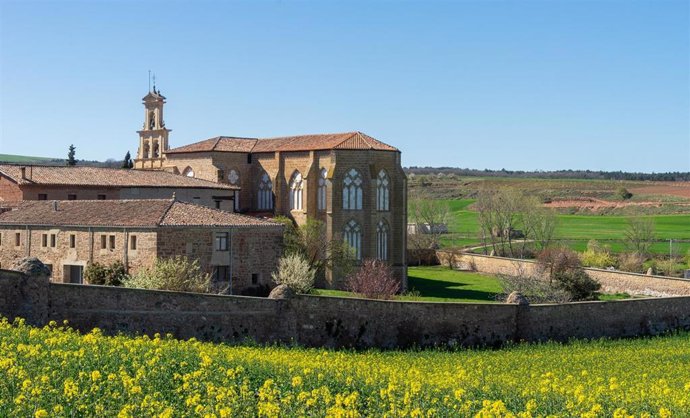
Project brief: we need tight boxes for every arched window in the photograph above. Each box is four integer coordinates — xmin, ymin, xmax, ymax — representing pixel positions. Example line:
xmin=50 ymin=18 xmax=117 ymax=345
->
xmin=258 ymin=172 xmax=273 ymax=210
xmin=376 ymin=170 xmax=390 ymax=211
xmin=343 ymin=219 xmax=362 ymax=260
xmin=182 ymin=166 xmax=194 ymax=178
xmin=317 ymin=168 xmax=328 ymax=211
xmin=289 ymin=171 xmax=304 ymax=211
xmin=342 ymin=168 xmax=363 ymax=210
xmin=227 ymin=169 xmax=240 ymax=185
xmin=376 ymin=220 xmax=389 ymax=261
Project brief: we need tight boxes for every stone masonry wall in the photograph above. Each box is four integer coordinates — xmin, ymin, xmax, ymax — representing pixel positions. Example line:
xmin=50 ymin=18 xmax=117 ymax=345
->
xmin=2 ymin=269 xmax=690 ymax=349
xmin=437 ymin=251 xmax=690 ymax=297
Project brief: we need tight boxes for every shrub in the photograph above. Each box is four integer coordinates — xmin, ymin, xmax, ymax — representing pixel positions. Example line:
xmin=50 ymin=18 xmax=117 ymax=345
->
xmin=84 ymin=261 xmax=127 ymax=286
xmin=271 ymin=253 xmax=316 ymax=294
xmin=537 ymin=247 xmax=601 ymax=301
xmin=617 ymin=187 xmax=633 ymax=200
xmin=124 ymin=256 xmax=212 ymax=293
xmin=499 ymin=273 xmax=572 ymax=304
xmin=580 ymin=240 xmax=614 ymax=268
xmin=346 ymin=259 xmax=400 ymax=300
xmin=618 ymin=252 xmax=646 ymax=273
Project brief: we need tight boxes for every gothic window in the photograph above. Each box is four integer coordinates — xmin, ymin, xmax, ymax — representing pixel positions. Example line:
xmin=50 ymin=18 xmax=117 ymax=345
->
xmin=343 ymin=219 xmax=362 ymax=260
xmin=376 ymin=170 xmax=390 ymax=211
xmin=258 ymin=171 xmax=273 ymax=210
xmin=376 ymin=220 xmax=389 ymax=261
xmin=317 ymin=168 xmax=328 ymax=211
xmin=289 ymin=171 xmax=304 ymax=211
xmin=227 ymin=169 xmax=240 ymax=185
xmin=342 ymin=168 xmax=363 ymax=210
xmin=182 ymin=167 xmax=194 ymax=178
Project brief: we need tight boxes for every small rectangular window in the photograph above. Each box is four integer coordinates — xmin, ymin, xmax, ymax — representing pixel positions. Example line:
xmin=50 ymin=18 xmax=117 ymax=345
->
xmin=109 ymin=235 xmax=115 ymax=249
xmin=100 ymin=235 xmax=107 ymax=249
xmin=213 ymin=266 xmax=229 ymax=282
xmin=97 ymin=194 xmax=106 ymax=200
xmin=42 ymin=234 xmax=48 ymax=247
xmin=215 ymin=200 xmax=221 ymax=209
xmin=251 ymin=273 xmax=259 ymax=285
xmin=217 ymin=170 xmax=225 ymax=182
xmin=67 ymin=194 xmax=77 ymax=200
xmin=0 ymin=232 xmax=2 ymax=246
xmin=130 ymin=235 xmax=137 ymax=250
xmin=69 ymin=234 xmax=76 ymax=248
xmin=247 ymin=153 xmax=252 ymax=164
xmin=215 ymin=232 xmax=228 ymax=251
xmin=50 ymin=234 xmax=56 ymax=248
xmin=38 ymin=194 xmax=47 ymax=200
xmin=15 ymin=232 xmax=21 ymax=246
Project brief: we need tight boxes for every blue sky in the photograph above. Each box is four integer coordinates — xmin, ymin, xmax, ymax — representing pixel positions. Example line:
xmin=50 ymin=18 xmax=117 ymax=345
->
xmin=1 ymin=0 xmax=688 ymax=172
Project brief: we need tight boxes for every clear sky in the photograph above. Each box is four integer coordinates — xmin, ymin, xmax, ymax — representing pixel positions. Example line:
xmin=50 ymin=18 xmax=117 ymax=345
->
xmin=1 ymin=0 xmax=688 ymax=172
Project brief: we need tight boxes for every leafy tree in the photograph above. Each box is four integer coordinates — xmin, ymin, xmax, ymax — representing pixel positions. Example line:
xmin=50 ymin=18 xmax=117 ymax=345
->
xmin=66 ymin=144 xmax=77 ymax=166
xmin=271 ymin=253 xmax=316 ymax=293
xmin=273 ymin=216 xmax=355 ymax=280
xmin=537 ymin=247 xmax=600 ymax=300
xmin=122 ymin=151 xmax=134 ymax=169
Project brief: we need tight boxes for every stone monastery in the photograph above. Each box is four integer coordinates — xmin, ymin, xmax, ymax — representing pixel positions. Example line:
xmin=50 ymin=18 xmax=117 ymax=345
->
xmin=0 ymin=86 xmax=407 ymax=291
xmin=134 ymin=88 xmax=407 ymax=283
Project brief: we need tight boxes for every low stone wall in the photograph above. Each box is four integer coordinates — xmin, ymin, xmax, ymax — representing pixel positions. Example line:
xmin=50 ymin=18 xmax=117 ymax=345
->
xmin=3 ymin=268 xmax=690 ymax=349
xmin=437 ymin=251 xmax=690 ymax=297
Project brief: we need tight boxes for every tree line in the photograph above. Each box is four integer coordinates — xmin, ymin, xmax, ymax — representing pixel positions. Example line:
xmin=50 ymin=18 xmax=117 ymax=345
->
xmin=406 ymin=167 xmax=690 ymax=182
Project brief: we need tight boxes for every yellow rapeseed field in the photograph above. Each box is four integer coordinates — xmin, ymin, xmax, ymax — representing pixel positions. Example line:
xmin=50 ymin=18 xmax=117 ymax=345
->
xmin=0 ymin=317 xmax=688 ymax=417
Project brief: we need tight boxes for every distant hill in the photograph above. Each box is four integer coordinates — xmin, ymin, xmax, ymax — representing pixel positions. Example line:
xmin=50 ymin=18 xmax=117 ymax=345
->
xmin=0 ymin=154 xmax=62 ymax=165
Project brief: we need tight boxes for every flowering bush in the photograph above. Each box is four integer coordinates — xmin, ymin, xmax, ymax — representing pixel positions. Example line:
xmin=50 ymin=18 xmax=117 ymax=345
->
xmin=271 ymin=253 xmax=316 ymax=294
xmin=346 ymin=259 xmax=400 ymax=300
xmin=124 ymin=256 xmax=212 ymax=293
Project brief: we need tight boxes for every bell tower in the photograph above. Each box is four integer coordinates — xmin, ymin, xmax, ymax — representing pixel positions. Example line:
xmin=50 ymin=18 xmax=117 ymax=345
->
xmin=134 ymin=81 xmax=171 ymax=170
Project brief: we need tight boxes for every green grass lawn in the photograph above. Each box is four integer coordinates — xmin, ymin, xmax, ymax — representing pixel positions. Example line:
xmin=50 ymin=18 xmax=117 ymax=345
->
xmin=0 ymin=154 xmax=57 ymax=163
xmin=312 ymin=266 xmax=502 ymax=303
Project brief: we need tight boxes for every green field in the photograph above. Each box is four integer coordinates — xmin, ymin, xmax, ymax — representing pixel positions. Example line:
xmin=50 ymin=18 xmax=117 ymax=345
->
xmin=436 ymin=199 xmax=690 ymax=255
xmin=0 ymin=154 xmax=57 ymax=164
xmin=2 ymin=318 xmax=689 ymax=416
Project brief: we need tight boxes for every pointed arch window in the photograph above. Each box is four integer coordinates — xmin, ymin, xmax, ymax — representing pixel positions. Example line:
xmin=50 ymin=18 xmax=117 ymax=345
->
xmin=289 ymin=171 xmax=304 ymax=211
xmin=343 ymin=219 xmax=362 ymax=260
xmin=317 ymin=168 xmax=328 ymax=211
xmin=376 ymin=220 xmax=389 ymax=261
xmin=342 ymin=168 xmax=363 ymax=210
xmin=258 ymin=172 xmax=273 ymax=210
xmin=376 ymin=170 xmax=390 ymax=211
xmin=182 ymin=167 xmax=194 ymax=178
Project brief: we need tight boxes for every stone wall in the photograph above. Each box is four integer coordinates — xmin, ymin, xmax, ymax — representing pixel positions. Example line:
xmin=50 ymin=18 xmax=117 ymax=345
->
xmin=437 ymin=251 xmax=690 ymax=297
xmin=3 ymin=268 xmax=690 ymax=349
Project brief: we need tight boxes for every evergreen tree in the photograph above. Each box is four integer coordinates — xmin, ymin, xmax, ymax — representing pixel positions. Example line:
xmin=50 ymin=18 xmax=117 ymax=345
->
xmin=122 ymin=151 xmax=133 ymax=169
xmin=66 ymin=144 xmax=77 ymax=166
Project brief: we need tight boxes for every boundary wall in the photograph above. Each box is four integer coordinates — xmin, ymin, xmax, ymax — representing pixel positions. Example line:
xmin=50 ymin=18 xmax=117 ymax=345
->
xmin=436 ymin=251 xmax=690 ymax=297
xmin=2 ymin=269 xmax=690 ymax=349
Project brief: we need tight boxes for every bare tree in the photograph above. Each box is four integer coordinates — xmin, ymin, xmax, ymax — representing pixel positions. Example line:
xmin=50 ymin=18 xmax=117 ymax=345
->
xmin=408 ymin=190 xmax=450 ymax=250
xmin=624 ymin=217 xmax=655 ymax=256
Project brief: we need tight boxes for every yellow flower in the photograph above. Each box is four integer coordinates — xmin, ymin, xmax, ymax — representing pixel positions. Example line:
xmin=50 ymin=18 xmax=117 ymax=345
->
xmin=34 ymin=410 xmax=49 ymax=418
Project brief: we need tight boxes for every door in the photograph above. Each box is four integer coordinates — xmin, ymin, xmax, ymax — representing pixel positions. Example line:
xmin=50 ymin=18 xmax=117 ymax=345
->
xmin=66 ymin=265 xmax=83 ymax=284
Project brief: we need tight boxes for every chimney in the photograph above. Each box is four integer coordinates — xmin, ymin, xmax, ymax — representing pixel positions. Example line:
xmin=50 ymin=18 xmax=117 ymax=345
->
xmin=20 ymin=167 xmax=26 ymax=180
xmin=53 ymin=201 xmax=58 ymax=212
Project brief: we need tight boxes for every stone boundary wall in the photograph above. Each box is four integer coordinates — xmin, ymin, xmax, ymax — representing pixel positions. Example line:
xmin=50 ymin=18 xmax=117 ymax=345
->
xmin=3 ymin=268 xmax=690 ymax=349
xmin=437 ymin=251 xmax=690 ymax=297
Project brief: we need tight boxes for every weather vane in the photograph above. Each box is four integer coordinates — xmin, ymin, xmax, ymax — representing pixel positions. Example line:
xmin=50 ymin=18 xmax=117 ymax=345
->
xmin=148 ymin=70 xmax=151 ymax=92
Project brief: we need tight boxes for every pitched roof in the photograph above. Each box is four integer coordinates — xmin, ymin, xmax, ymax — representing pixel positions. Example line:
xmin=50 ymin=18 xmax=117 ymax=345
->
xmin=0 ymin=199 xmax=281 ymax=228
xmin=166 ymin=131 xmax=398 ymax=155
xmin=0 ymin=165 xmax=238 ymax=190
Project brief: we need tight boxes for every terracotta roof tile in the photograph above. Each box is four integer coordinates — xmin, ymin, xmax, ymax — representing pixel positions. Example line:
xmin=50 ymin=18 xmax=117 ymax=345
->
xmin=167 ymin=131 xmax=398 ymax=154
xmin=0 ymin=165 xmax=238 ymax=190
xmin=0 ymin=200 xmax=281 ymax=228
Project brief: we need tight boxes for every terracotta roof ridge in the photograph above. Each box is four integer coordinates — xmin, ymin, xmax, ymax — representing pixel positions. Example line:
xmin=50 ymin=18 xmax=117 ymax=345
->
xmin=157 ymin=198 xmax=177 ymax=224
